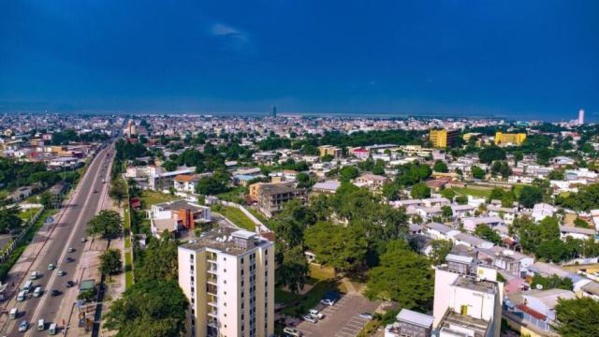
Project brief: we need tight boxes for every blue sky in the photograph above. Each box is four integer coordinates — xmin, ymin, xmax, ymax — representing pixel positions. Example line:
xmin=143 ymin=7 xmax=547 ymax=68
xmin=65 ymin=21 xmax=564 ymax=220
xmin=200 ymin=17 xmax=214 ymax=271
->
xmin=1 ymin=1 xmax=598 ymax=121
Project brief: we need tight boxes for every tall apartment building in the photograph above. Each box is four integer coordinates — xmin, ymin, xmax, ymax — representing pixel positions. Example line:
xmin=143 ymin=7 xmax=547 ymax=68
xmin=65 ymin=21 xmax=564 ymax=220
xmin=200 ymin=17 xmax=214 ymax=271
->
xmin=318 ymin=145 xmax=342 ymax=158
xmin=429 ymin=129 xmax=460 ymax=148
xmin=494 ymin=132 xmax=527 ymax=146
xmin=249 ymin=182 xmax=306 ymax=217
xmin=578 ymin=109 xmax=585 ymax=125
xmin=433 ymin=260 xmax=503 ymax=337
xmin=178 ymin=228 xmax=275 ymax=337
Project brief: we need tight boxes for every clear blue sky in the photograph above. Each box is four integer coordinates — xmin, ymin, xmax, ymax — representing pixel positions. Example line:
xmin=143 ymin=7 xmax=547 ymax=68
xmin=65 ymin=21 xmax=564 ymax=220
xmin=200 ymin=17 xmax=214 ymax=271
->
xmin=1 ymin=1 xmax=598 ymax=121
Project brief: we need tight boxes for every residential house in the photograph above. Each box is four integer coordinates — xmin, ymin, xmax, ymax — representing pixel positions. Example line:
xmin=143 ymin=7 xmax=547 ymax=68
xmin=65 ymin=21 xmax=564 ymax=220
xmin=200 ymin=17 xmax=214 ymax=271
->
xmin=311 ymin=180 xmax=341 ymax=195
xmin=148 ymin=199 xmax=211 ymax=238
xmin=173 ymin=174 xmax=200 ymax=194
xmin=506 ymin=289 xmax=576 ymax=334
xmin=462 ymin=217 xmax=506 ymax=233
xmin=532 ymin=203 xmax=556 ymax=222
xmin=353 ymin=173 xmax=389 ymax=190
xmin=149 ymin=168 xmax=194 ymax=192
xmin=487 ymin=205 xmax=517 ymax=225
xmin=559 ymin=226 xmax=596 ymax=241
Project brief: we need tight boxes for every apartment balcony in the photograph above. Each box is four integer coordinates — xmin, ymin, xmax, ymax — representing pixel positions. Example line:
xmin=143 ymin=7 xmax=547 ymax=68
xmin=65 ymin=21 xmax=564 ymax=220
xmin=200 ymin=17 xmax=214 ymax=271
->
xmin=207 ymin=275 xmax=218 ymax=285
xmin=207 ymin=310 xmax=218 ymax=318
xmin=207 ymin=264 xmax=218 ymax=274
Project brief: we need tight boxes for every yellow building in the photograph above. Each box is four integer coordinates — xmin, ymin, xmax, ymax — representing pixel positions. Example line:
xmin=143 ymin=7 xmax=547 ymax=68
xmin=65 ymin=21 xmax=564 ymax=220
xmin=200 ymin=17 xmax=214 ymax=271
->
xmin=429 ymin=129 xmax=460 ymax=148
xmin=318 ymin=145 xmax=342 ymax=158
xmin=495 ymin=132 xmax=527 ymax=146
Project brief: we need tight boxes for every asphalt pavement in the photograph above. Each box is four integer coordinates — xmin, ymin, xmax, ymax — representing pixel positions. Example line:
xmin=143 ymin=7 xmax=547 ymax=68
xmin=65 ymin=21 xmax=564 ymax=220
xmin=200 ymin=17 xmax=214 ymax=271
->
xmin=0 ymin=144 xmax=114 ymax=336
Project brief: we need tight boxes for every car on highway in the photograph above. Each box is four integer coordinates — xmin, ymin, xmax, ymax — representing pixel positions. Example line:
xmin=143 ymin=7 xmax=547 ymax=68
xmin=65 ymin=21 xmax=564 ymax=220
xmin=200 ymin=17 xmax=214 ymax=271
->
xmin=47 ymin=263 xmax=55 ymax=270
xmin=93 ymin=190 xmax=98 ymax=193
xmin=58 ymin=270 xmax=66 ymax=276
xmin=30 ymin=271 xmax=39 ymax=280
xmin=283 ymin=327 xmax=302 ymax=336
xmin=18 ymin=320 xmax=29 ymax=332
xmin=302 ymin=315 xmax=318 ymax=324
xmin=50 ymin=289 xmax=61 ymax=297
xmin=65 ymin=257 xmax=75 ymax=263
xmin=359 ymin=312 xmax=374 ymax=320
xmin=65 ymin=281 xmax=75 ymax=288
xmin=67 ymin=247 xmax=75 ymax=253
xmin=80 ymin=237 xmax=87 ymax=243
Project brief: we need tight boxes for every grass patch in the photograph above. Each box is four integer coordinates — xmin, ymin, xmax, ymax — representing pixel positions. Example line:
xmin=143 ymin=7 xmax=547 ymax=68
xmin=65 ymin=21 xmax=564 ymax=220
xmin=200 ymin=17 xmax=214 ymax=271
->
xmin=218 ymin=206 xmax=256 ymax=231
xmin=309 ymin=264 xmax=335 ymax=281
xmin=140 ymin=190 xmax=178 ymax=208
xmin=124 ymin=251 xmax=133 ymax=289
xmin=0 ymin=209 xmax=58 ymax=281
xmin=19 ymin=208 xmax=41 ymax=221
xmin=357 ymin=319 xmax=381 ymax=337
xmin=451 ymin=187 xmax=492 ymax=198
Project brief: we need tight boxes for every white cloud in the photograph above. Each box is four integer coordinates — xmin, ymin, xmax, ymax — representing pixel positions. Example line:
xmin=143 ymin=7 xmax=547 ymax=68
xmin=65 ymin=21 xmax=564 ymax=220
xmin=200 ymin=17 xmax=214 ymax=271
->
xmin=210 ymin=23 xmax=252 ymax=53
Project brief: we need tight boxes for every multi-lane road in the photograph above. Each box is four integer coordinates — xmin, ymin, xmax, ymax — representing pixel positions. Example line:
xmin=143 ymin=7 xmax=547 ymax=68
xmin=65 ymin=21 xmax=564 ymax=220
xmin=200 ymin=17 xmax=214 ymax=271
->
xmin=1 ymin=143 xmax=114 ymax=336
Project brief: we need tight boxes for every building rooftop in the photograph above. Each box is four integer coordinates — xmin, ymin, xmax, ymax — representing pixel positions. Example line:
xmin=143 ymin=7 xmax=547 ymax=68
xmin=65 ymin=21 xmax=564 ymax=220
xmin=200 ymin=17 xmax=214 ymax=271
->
xmin=523 ymin=288 xmax=576 ymax=309
xmin=396 ymin=309 xmax=434 ymax=328
xmin=259 ymin=183 xmax=300 ymax=195
xmin=438 ymin=310 xmax=490 ymax=337
xmin=312 ymin=180 xmax=341 ymax=191
xmin=180 ymin=227 xmax=271 ymax=256
xmin=153 ymin=199 xmax=206 ymax=212
xmin=453 ymin=276 xmax=497 ymax=294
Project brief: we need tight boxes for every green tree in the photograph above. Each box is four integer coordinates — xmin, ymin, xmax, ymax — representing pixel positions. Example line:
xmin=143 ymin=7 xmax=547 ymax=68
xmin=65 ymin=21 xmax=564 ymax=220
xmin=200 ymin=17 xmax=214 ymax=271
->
xmin=471 ymin=166 xmax=486 ymax=179
xmin=479 ymin=146 xmax=506 ymax=164
xmin=277 ymin=245 xmax=309 ymax=294
xmin=440 ymin=188 xmax=456 ymax=201
xmin=39 ymin=191 xmax=53 ymax=209
xmin=161 ymin=160 xmax=177 ymax=172
xmin=433 ymin=160 xmax=448 ymax=173
xmin=574 ymin=217 xmax=589 ymax=228
xmin=410 ymin=183 xmax=431 ymax=199
xmin=429 ymin=240 xmax=453 ymax=265
xmin=0 ymin=206 xmax=22 ymax=233
xmin=518 ymin=186 xmax=544 ymax=208
xmin=196 ymin=176 xmax=229 ymax=195
xmin=474 ymin=225 xmax=502 ymax=245
xmin=441 ymin=206 xmax=453 ymax=221
xmin=103 ymin=279 xmax=188 ymax=337
xmin=531 ymin=274 xmax=573 ymax=291
xmin=109 ymin=178 xmax=128 ymax=206
xmin=339 ymin=166 xmax=360 ymax=181
xmin=382 ymin=183 xmax=402 ymax=201
xmin=455 ymin=195 xmax=468 ymax=205
xmin=87 ymin=210 xmax=122 ymax=239
xmin=554 ymin=297 xmax=599 ymax=337
xmin=304 ymin=222 xmax=368 ymax=274
xmin=135 ymin=236 xmax=179 ymax=282
xmin=100 ymin=249 xmax=123 ymax=276
xmin=365 ymin=240 xmax=434 ymax=311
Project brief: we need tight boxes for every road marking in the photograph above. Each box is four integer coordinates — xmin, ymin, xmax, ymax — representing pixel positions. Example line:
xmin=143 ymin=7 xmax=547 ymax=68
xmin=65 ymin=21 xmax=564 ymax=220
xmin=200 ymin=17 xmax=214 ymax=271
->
xmin=26 ymin=148 xmax=110 ymax=336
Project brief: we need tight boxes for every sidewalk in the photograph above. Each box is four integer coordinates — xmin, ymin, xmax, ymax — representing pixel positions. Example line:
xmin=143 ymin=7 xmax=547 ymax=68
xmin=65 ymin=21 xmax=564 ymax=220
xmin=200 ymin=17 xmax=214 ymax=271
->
xmin=56 ymin=174 xmax=127 ymax=336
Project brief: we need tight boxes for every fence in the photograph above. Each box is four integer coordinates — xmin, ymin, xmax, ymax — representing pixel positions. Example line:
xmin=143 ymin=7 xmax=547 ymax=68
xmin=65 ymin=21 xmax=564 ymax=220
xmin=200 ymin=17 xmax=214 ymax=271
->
xmin=0 ymin=207 xmax=44 ymax=263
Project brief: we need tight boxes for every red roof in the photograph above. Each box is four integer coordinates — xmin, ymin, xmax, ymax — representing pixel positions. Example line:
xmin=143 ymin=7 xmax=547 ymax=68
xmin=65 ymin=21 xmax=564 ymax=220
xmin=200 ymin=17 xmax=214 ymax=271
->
xmin=353 ymin=149 xmax=368 ymax=153
xmin=516 ymin=304 xmax=546 ymax=320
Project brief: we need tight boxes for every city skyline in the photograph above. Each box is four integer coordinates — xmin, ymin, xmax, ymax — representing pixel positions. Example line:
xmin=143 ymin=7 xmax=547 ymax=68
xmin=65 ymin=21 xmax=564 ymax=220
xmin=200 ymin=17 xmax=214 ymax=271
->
xmin=1 ymin=1 xmax=598 ymax=122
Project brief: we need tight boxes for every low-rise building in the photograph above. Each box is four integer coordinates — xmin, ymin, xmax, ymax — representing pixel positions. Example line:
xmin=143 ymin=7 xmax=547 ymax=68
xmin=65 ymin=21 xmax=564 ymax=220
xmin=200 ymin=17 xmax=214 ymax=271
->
xmin=174 ymin=174 xmax=200 ymax=194
xmin=384 ymin=309 xmax=434 ymax=337
xmin=353 ymin=173 xmax=389 ymax=190
xmin=251 ymin=183 xmax=306 ymax=217
xmin=148 ymin=199 xmax=211 ymax=237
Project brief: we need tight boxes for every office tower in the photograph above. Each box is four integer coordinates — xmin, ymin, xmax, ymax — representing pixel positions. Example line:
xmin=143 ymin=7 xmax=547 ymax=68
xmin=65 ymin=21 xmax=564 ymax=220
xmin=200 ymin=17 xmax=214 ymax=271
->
xmin=429 ymin=129 xmax=460 ymax=148
xmin=494 ymin=132 xmax=527 ymax=146
xmin=271 ymin=105 xmax=277 ymax=118
xmin=178 ymin=228 xmax=275 ymax=337
xmin=578 ymin=109 xmax=585 ymax=125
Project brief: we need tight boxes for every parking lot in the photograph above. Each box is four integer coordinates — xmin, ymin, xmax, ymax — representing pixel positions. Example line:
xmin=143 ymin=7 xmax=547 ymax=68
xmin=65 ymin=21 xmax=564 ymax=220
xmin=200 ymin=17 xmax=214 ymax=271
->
xmin=294 ymin=293 xmax=380 ymax=337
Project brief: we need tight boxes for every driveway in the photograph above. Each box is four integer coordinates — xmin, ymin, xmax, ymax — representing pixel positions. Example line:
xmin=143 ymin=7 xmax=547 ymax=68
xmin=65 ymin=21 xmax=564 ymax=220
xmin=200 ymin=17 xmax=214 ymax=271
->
xmin=295 ymin=293 xmax=380 ymax=337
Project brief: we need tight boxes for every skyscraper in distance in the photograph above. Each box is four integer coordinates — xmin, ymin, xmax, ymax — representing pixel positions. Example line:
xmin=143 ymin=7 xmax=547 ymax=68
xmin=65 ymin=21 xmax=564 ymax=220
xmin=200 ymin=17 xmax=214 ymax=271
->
xmin=578 ymin=109 xmax=585 ymax=125
xmin=271 ymin=105 xmax=277 ymax=118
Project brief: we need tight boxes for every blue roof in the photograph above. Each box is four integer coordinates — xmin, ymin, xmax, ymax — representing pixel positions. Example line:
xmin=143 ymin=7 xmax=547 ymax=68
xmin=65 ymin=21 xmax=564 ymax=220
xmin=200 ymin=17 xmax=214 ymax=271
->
xmin=235 ymin=175 xmax=255 ymax=181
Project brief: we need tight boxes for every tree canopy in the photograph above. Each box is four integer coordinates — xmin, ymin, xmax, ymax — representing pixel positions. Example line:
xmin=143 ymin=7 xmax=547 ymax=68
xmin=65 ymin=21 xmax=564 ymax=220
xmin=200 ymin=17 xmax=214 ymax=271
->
xmin=87 ymin=210 xmax=122 ymax=239
xmin=554 ymin=297 xmax=599 ymax=337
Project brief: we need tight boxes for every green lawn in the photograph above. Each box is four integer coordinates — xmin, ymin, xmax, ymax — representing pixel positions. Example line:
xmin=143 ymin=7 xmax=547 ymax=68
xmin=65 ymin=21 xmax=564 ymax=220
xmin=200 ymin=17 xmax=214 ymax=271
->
xmin=19 ymin=208 xmax=41 ymax=221
xmin=124 ymin=251 xmax=133 ymax=289
xmin=218 ymin=206 xmax=256 ymax=231
xmin=140 ymin=190 xmax=178 ymax=208
xmin=451 ymin=187 xmax=492 ymax=198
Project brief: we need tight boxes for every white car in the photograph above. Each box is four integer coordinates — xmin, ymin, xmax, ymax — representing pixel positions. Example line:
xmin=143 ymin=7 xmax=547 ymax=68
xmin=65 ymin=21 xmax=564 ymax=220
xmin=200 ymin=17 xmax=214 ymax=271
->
xmin=283 ymin=327 xmax=302 ymax=337
xmin=309 ymin=309 xmax=324 ymax=319
xmin=302 ymin=315 xmax=318 ymax=324
xmin=359 ymin=312 xmax=374 ymax=320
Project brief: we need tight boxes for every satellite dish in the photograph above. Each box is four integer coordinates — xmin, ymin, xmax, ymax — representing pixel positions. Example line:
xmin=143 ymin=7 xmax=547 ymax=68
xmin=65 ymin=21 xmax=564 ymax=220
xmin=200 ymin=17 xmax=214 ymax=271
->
xmin=536 ymin=284 xmax=543 ymax=290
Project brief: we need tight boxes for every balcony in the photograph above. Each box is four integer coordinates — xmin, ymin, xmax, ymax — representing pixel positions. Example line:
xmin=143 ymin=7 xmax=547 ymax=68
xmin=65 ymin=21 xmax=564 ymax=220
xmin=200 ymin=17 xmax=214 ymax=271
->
xmin=207 ymin=275 xmax=218 ymax=284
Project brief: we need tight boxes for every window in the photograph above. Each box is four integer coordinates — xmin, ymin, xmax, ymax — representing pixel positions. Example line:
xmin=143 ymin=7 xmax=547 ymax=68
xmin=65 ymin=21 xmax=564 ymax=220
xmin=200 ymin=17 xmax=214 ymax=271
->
xmin=191 ymin=276 xmax=194 ymax=282
xmin=190 ymin=254 xmax=194 ymax=260
xmin=224 ymin=280 xmax=227 ymax=284
xmin=190 ymin=265 xmax=194 ymax=271
xmin=241 ymin=258 xmax=244 ymax=263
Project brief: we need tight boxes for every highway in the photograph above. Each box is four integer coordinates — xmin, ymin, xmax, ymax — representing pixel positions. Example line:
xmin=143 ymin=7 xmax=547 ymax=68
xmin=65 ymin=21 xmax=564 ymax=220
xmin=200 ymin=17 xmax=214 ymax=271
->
xmin=1 ymin=143 xmax=114 ymax=336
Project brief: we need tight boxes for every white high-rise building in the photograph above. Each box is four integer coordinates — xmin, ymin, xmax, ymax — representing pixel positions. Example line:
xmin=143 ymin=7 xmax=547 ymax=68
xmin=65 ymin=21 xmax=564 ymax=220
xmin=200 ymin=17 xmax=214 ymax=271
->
xmin=578 ymin=109 xmax=585 ymax=125
xmin=178 ymin=228 xmax=275 ymax=337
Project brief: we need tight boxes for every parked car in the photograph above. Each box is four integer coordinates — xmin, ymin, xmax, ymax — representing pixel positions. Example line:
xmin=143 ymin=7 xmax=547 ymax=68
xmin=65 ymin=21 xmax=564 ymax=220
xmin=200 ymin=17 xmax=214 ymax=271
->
xmin=67 ymin=247 xmax=75 ymax=253
xmin=282 ymin=327 xmax=302 ymax=337
xmin=58 ymin=270 xmax=66 ymax=277
xmin=18 ymin=320 xmax=29 ymax=332
xmin=359 ymin=313 xmax=374 ymax=320
xmin=65 ymin=257 xmax=74 ymax=263
xmin=302 ymin=315 xmax=318 ymax=324
xmin=80 ymin=237 xmax=87 ymax=243
xmin=65 ymin=281 xmax=75 ymax=288
xmin=320 ymin=298 xmax=336 ymax=306
xmin=47 ymin=264 xmax=55 ymax=270
xmin=50 ymin=289 xmax=61 ymax=297
xmin=309 ymin=309 xmax=324 ymax=319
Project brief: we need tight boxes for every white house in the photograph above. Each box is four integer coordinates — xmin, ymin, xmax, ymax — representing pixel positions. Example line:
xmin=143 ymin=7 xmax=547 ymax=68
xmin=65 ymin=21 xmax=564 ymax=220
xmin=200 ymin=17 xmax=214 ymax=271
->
xmin=559 ymin=226 xmax=596 ymax=241
xmin=531 ymin=203 xmax=556 ymax=222
xmin=462 ymin=216 xmax=506 ymax=233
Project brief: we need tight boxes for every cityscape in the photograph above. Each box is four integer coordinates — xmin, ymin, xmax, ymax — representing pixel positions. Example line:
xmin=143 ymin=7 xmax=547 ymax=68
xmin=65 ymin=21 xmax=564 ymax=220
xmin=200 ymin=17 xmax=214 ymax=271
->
xmin=1 ymin=1 xmax=599 ymax=337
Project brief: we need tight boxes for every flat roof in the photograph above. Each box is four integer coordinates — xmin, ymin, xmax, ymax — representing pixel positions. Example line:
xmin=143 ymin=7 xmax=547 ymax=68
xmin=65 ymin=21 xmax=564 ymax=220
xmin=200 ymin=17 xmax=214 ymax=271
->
xmin=180 ymin=227 xmax=271 ymax=256
xmin=396 ymin=309 xmax=434 ymax=328
xmin=453 ymin=276 xmax=497 ymax=294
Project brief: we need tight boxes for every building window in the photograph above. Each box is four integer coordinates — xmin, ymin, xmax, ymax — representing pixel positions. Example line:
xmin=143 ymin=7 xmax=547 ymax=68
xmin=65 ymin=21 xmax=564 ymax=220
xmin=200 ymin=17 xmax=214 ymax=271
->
xmin=190 ymin=265 xmax=194 ymax=271
xmin=241 ymin=258 xmax=244 ymax=263
xmin=190 ymin=254 xmax=194 ymax=260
